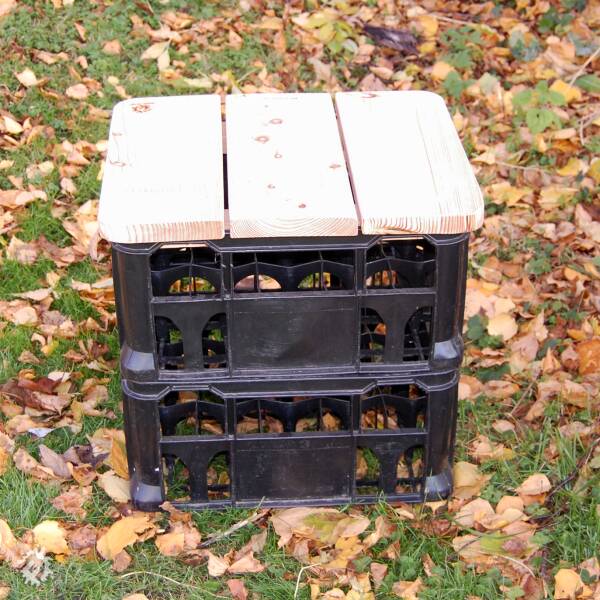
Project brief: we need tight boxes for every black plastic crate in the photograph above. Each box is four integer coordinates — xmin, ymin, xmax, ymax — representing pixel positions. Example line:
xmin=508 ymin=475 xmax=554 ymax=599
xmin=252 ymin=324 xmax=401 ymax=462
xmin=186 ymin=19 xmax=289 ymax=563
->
xmin=113 ymin=233 xmax=468 ymax=382
xmin=122 ymin=370 xmax=458 ymax=510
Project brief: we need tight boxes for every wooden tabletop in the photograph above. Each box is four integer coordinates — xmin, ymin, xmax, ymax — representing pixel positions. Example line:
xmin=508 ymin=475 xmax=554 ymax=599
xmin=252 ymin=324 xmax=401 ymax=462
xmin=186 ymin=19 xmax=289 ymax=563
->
xmin=98 ymin=91 xmax=483 ymax=243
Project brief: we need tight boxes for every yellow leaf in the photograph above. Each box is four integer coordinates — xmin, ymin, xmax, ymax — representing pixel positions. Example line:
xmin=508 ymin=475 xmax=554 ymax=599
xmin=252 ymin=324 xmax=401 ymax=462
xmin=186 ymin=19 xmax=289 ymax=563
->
xmin=550 ymin=80 xmax=582 ymax=104
xmin=554 ymin=568 xmax=583 ymax=599
xmin=557 ymin=157 xmax=585 ymax=177
xmin=487 ymin=182 xmax=531 ymax=206
xmin=431 ymin=61 xmax=454 ymax=80
xmin=33 ymin=520 xmax=69 ymax=555
xmin=487 ymin=313 xmax=518 ymax=341
xmin=539 ymin=186 xmax=577 ymax=209
xmin=108 ymin=432 xmax=129 ymax=479
xmin=97 ymin=472 xmax=131 ymax=503
xmin=417 ymin=14 xmax=438 ymax=37
xmin=473 ymin=150 xmax=496 ymax=165
xmin=588 ymin=159 xmax=600 ymax=184
xmin=96 ymin=515 xmax=153 ymax=560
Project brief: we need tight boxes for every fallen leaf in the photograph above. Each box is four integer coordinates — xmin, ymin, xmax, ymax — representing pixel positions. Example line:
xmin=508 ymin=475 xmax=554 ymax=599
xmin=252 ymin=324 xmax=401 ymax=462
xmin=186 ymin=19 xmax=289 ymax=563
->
xmin=51 ymin=486 xmax=91 ymax=518
xmin=516 ymin=473 xmax=551 ymax=505
xmin=227 ymin=579 xmax=248 ymax=600
xmin=97 ymin=472 xmax=131 ymax=503
xmin=487 ymin=313 xmax=518 ymax=341
xmin=206 ymin=550 xmax=229 ymax=576
xmin=155 ymin=532 xmax=184 ymax=557
xmin=141 ymin=41 xmax=169 ymax=60
xmin=15 ymin=68 xmax=39 ymax=87
xmin=108 ymin=431 xmax=129 ymax=479
xmin=65 ymin=83 xmax=89 ymax=99
xmin=96 ymin=515 xmax=154 ymax=560
xmin=228 ymin=551 xmax=265 ymax=574
xmin=453 ymin=462 xmax=490 ymax=499
xmin=39 ymin=444 xmax=72 ymax=479
xmin=102 ymin=39 xmax=121 ymax=55
xmin=33 ymin=520 xmax=69 ymax=555
xmin=576 ymin=339 xmax=600 ymax=375
xmin=554 ymin=568 xmax=584 ymax=599
xmin=392 ymin=577 xmax=423 ymax=599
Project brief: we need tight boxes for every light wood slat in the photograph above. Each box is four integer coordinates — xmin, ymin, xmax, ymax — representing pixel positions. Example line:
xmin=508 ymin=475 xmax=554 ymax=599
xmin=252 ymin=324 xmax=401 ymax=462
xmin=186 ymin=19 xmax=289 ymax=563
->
xmin=98 ymin=95 xmax=224 ymax=243
xmin=226 ymin=93 xmax=358 ymax=238
xmin=335 ymin=91 xmax=483 ymax=235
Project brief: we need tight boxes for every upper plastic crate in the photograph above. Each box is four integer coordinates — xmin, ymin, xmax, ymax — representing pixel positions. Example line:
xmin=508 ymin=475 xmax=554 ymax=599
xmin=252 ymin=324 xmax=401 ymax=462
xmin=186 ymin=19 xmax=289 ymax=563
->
xmin=112 ymin=232 xmax=468 ymax=381
xmin=100 ymin=92 xmax=482 ymax=382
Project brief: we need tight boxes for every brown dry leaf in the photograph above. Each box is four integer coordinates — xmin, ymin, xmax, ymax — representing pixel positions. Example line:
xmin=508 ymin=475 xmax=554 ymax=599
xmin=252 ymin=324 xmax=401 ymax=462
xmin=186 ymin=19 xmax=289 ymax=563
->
xmin=370 ymin=562 xmax=388 ymax=589
xmin=102 ymin=39 xmax=121 ymax=55
xmin=576 ymin=339 xmax=600 ymax=375
xmin=455 ymin=498 xmax=495 ymax=528
xmin=516 ymin=473 xmax=552 ymax=506
xmin=32 ymin=520 xmax=69 ymax=555
xmin=141 ymin=41 xmax=169 ymax=61
xmin=112 ymin=549 xmax=132 ymax=573
xmin=205 ymin=550 xmax=229 ymax=577
xmin=0 ymin=448 xmax=10 ymax=476
xmin=483 ymin=380 xmax=519 ymax=400
xmin=271 ymin=507 xmax=344 ymax=547
xmin=97 ymin=472 xmax=131 ymax=503
xmin=0 ymin=584 xmax=9 ymax=600
xmin=65 ymin=83 xmax=89 ymax=99
xmin=469 ymin=435 xmax=515 ymax=462
xmin=155 ymin=532 xmax=184 ymax=557
xmin=96 ymin=515 xmax=154 ymax=560
xmin=15 ymin=68 xmax=39 ymax=87
xmin=51 ymin=486 xmax=91 ymax=518
xmin=458 ymin=375 xmax=484 ymax=401
xmin=453 ymin=462 xmax=490 ymax=500
xmin=227 ymin=551 xmax=265 ymax=574
xmin=6 ymin=236 xmax=38 ymax=264
xmin=13 ymin=448 xmax=54 ymax=481
xmin=122 ymin=595 xmax=149 ymax=600
xmin=39 ymin=444 xmax=72 ymax=479
xmin=492 ymin=419 xmax=515 ymax=434
xmin=227 ymin=579 xmax=248 ymax=600
xmin=391 ymin=577 xmax=423 ymax=599
xmin=0 ymin=0 xmax=17 ymax=20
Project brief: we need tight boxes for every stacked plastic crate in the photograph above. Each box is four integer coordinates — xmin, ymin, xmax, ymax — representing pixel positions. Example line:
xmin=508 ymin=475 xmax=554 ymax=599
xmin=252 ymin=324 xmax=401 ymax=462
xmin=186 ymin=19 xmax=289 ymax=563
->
xmin=100 ymin=92 xmax=483 ymax=510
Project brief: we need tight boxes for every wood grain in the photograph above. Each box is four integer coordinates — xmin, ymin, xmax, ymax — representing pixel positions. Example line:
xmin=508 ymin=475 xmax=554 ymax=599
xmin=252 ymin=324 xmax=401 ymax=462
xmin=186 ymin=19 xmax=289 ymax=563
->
xmin=226 ymin=93 xmax=358 ymax=238
xmin=335 ymin=91 xmax=483 ymax=235
xmin=98 ymin=95 xmax=224 ymax=243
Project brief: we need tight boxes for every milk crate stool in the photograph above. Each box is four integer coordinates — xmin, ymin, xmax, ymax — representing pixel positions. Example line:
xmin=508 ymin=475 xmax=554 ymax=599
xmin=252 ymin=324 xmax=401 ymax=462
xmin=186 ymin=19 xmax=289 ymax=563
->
xmin=99 ymin=91 xmax=484 ymax=510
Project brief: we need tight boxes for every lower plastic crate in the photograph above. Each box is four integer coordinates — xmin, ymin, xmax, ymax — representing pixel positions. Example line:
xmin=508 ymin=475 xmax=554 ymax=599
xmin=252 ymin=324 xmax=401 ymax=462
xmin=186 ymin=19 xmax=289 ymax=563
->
xmin=123 ymin=371 xmax=459 ymax=510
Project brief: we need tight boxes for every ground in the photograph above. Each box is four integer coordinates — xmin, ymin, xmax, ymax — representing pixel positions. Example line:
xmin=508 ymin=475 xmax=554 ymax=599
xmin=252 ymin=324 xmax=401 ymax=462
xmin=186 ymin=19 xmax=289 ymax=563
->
xmin=0 ymin=0 xmax=599 ymax=599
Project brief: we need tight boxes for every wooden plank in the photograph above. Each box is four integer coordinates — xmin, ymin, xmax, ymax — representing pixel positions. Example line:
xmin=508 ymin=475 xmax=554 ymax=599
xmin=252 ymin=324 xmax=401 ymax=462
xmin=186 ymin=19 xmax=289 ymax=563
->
xmin=335 ymin=91 xmax=483 ymax=235
xmin=226 ymin=93 xmax=358 ymax=238
xmin=98 ymin=95 xmax=224 ymax=243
